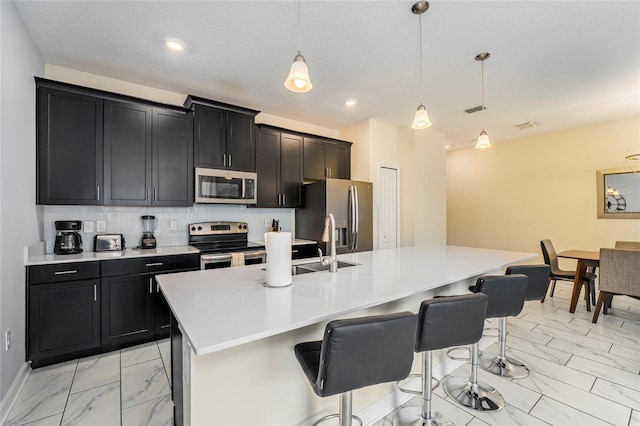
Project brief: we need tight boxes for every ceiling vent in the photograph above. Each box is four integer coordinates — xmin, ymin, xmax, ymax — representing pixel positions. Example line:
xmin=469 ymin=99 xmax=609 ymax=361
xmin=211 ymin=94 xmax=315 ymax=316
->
xmin=513 ymin=121 xmax=539 ymax=130
xmin=464 ymin=105 xmax=486 ymax=114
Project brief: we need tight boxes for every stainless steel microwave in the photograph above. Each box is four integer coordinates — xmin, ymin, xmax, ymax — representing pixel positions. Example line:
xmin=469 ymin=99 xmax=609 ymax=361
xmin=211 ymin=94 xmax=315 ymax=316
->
xmin=195 ymin=168 xmax=257 ymax=204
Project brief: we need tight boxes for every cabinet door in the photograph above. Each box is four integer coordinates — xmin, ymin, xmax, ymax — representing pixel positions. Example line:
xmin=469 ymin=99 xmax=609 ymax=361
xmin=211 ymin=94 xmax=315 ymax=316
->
xmin=256 ymin=128 xmax=280 ymax=207
xmin=226 ymin=112 xmax=255 ymax=172
xmin=37 ymin=87 xmax=103 ymax=205
xmin=193 ymin=105 xmax=225 ymax=169
xmin=153 ymin=276 xmax=171 ymax=338
xmin=104 ymin=100 xmax=152 ymax=205
xmin=152 ymin=108 xmax=194 ymax=206
xmin=325 ymin=143 xmax=350 ymax=180
xmin=101 ymin=274 xmax=154 ymax=347
xmin=29 ymin=279 xmax=100 ymax=366
xmin=303 ymin=138 xmax=327 ymax=181
xmin=280 ymin=133 xmax=303 ymax=207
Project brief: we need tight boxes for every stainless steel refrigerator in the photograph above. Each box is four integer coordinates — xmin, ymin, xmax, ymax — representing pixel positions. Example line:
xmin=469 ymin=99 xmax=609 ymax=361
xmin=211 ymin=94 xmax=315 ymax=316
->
xmin=295 ymin=178 xmax=373 ymax=254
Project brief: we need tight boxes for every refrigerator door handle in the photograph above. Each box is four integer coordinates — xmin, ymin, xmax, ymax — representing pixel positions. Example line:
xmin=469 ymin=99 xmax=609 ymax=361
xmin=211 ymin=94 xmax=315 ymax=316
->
xmin=348 ymin=185 xmax=355 ymax=251
xmin=353 ymin=185 xmax=359 ymax=251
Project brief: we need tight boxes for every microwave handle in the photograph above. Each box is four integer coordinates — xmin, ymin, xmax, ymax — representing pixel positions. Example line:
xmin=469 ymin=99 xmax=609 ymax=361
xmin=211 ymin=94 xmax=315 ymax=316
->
xmin=242 ymin=175 xmax=246 ymax=199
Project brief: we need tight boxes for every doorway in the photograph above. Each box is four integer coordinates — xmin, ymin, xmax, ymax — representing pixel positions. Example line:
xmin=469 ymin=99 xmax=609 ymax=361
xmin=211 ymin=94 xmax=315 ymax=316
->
xmin=378 ymin=166 xmax=399 ymax=250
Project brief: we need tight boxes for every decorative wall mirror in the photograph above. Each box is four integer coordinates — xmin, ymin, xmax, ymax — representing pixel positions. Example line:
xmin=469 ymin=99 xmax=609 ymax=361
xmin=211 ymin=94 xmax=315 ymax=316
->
xmin=596 ymin=167 xmax=640 ymax=218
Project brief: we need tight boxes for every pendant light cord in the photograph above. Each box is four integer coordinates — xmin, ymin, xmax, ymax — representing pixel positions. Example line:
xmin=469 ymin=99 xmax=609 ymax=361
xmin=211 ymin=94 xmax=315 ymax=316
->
xmin=418 ymin=13 xmax=423 ymax=102
xmin=481 ymin=58 xmax=485 ymax=110
xmin=297 ymin=0 xmax=301 ymax=52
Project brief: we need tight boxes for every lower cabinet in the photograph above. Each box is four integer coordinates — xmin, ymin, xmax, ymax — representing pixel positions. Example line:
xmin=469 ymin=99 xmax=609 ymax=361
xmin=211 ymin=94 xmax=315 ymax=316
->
xmin=29 ymin=279 xmax=101 ymax=368
xmin=27 ymin=254 xmax=199 ymax=368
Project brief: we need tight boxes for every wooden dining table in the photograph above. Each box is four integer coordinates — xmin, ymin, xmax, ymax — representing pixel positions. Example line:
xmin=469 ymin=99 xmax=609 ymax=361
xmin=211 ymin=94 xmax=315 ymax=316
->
xmin=557 ymin=250 xmax=600 ymax=313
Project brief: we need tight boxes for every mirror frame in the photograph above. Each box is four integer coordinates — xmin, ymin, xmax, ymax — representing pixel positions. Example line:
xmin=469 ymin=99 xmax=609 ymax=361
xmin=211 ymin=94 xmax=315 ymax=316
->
xmin=596 ymin=167 xmax=640 ymax=219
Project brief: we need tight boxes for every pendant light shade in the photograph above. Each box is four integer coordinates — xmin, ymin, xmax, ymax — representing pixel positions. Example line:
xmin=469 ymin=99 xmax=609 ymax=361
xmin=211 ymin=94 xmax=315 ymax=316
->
xmin=284 ymin=51 xmax=312 ymax=93
xmin=475 ymin=129 xmax=492 ymax=149
xmin=410 ymin=1 xmax=432 ymax=130
xmin=411 ymin=103 xmax=432 ymax=129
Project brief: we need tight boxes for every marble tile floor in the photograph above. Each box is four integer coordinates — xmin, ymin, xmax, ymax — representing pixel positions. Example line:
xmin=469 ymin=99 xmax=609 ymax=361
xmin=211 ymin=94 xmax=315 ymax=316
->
xmin=6 ymin=282 xmax=640 ymax=425
xmin=374 ymin=283 xmax=640 ymax=426
xmin=5 ymin=339 xmax=172 ymax=426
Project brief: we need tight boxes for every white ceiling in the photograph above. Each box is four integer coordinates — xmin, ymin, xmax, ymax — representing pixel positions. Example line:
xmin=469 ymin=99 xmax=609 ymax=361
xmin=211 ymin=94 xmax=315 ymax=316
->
xmin=13 ymin=0 xmax=640 ymax=149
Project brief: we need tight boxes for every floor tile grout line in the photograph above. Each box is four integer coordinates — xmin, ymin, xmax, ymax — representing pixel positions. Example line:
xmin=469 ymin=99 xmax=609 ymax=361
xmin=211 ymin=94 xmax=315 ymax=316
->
xmin=590 ymin=377 xmax=640 ymax=411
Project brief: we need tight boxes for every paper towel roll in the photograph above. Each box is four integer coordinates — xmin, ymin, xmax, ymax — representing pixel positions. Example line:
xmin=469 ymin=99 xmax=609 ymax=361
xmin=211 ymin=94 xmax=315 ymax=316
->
xmin=264 ymin=232 xmax=292 ymax=287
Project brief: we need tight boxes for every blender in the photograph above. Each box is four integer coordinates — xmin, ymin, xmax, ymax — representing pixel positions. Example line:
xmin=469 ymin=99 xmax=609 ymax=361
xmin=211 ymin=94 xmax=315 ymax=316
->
xmin=140 ymin=215 xmax=158 ymax=249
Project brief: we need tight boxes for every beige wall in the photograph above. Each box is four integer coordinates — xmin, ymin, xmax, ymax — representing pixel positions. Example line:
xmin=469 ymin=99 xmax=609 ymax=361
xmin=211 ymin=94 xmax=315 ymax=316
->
xmin=447 ymin=116 xmax=640 ymax=261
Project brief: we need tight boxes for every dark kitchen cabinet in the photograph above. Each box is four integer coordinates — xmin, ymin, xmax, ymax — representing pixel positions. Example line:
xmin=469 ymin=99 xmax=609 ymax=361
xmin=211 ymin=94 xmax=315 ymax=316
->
xmin=27 ymin=262 xmax=101 ymax=368
xmin=153 ymin=275 xmax=171 ymax=336
xmin=256 ymin=127 xmax=303 ymax=208
xmin=104 ymin=101 xmax=193 ymax=206
xmin=303 ymin=137 xmax=351 ymax=181
xmin=185 ymin=96 xmax=259 ymax=172
xmin=292 ymin=242 xmax=318 ymax=259
xmin=36 ymin=80 xmax=103 ymax=205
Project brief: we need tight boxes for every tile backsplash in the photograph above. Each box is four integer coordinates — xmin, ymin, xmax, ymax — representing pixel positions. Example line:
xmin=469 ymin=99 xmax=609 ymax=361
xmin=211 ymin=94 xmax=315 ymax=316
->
xmin=43 ymin=205 xmax=295 ymax=253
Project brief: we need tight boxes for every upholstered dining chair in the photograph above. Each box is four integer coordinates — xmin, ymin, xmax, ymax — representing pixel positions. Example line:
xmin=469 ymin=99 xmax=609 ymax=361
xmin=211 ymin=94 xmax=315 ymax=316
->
xmin=592 ymin=248 xmax=640 ymax=323
xmin=615 ymin=241 xmax=640 ymax=250
xmin=540 ymin=239 xmax=596 ymax=305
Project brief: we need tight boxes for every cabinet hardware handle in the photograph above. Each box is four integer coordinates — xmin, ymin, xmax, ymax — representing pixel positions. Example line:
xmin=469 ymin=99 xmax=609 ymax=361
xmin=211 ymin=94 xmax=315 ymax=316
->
xmin=149 ymin=278 xmax=153 ymax=294
xmin=278 ymin=194 xmax=281 ymax=205
xmin=329 ymin=168 xmax=332 ymax=178
xmin=325 ymin=168 xmax=329 ymax=177
xmin=229 ymin=154 xmax=232 ymax=168
xmin=153 ymin=188 xmax=157 ymax=202
xmin=146 ymin=187 xmax=149 ymax=201
xmin=94 ymin=284 xmax=97 ymax=301
xmin=156 ymin=282 xmax=159 ymax=293
xmin=146 ymin=262 xmax=163 ymax=267
xmin=54 ymin=270 xmax=77 ymax=275
xmin=283 ymin=194 xmax=286 ymax=205
xmin=96 ymin=186 xmax=100 ymax=201
xmin=223 ymin=154 xmax=227 ymax=167
xmin=291 ymin=249 xmax=299 ymax=253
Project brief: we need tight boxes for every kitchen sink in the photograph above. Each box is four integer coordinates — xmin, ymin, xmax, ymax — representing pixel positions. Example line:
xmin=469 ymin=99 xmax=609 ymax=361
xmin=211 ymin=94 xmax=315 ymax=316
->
xmin=292 ymin=260 xmax=360 ymax=275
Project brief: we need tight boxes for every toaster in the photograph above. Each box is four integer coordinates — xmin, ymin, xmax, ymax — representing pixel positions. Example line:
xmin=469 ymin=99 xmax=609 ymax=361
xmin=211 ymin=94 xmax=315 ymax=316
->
xmin=94 ymin=234 xmax=125 ymax=252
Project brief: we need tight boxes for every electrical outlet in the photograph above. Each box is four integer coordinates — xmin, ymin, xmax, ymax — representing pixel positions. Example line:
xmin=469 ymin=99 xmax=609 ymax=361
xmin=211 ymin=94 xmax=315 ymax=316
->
xmin=84 ymin=221 xmax=94 ymax=233
xmin=96 ymin=220 xmax=106 ymax=233
xmin=264 ymin=219 xmax=271 ymax=228
xmin=170 ymin=219 xmax=178 ymax=231
xmin=5 ymin=329 xmax=10 ymax=351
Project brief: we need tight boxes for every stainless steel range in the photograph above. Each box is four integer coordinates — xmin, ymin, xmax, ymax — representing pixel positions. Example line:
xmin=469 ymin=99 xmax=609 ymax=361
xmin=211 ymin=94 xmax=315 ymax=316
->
xmin=189 ymin=221 xmax=266 ymax=270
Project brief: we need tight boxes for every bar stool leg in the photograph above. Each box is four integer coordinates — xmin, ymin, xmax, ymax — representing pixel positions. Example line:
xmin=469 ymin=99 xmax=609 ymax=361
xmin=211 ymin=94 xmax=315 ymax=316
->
xmin=393 ymin=352 xmax=451 ymax=426
xmin=312 ymin=391 xmax=363 ymax=426
xmin=443 ymin=343 xmax=505 ymax=412
xmin=479 ymin=317 xmax=529 ymax=379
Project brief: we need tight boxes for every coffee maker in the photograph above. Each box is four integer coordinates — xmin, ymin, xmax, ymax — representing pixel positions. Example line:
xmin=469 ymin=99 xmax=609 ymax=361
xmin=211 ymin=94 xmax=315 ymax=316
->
xmin=140 ymin=215 xmax=157 ymax=249
xmin=54 ymin=220 xmax=83 ymax=255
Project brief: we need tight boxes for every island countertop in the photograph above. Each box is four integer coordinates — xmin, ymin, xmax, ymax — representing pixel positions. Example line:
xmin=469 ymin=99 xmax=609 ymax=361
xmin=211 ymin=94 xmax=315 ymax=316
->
xmin=157 ymin=245 xmax=536 ymax=356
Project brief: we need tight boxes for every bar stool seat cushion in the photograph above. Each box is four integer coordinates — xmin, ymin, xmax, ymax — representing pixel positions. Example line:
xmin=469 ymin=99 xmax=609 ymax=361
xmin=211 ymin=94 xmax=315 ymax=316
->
xmin=294 ymin=312 xmax=417 ymax=398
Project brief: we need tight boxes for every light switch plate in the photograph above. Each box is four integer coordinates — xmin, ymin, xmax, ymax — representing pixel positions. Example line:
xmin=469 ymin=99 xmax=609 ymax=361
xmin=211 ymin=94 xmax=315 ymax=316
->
xmin=84 ymin=221 xmax=94 ymax=233
xmin=96 ymin=221 xmax=106 ymax=233
xmin=170 ymin=219 xmax=178 ymax=231
xmin=264 ymin=219 xmax=271 ymax=227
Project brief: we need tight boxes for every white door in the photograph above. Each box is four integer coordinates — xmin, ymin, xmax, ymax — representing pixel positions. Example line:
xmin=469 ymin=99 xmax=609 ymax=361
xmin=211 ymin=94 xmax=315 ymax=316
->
xmin=378 ymin=166 xmax=398 ymax=250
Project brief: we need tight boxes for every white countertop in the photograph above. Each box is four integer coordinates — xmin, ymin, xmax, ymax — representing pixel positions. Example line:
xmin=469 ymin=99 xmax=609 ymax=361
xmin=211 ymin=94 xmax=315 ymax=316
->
xmin=157 ymin=245 xmax=536 ymax=356
xmin=26 ymin=245 xmax=199 ymax=266
xmin=251 ymin=238 xmax=316 ymax=246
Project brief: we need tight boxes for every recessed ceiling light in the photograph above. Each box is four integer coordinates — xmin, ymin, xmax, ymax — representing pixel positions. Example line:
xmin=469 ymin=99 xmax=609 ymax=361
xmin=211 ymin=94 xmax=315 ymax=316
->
xmin=444 ymin=144 xmax=451 ymax=149
xmin=344 ymin=99 xmax=357 ymax=107
xmin=165 ymin=39 xmax=185 ymax=52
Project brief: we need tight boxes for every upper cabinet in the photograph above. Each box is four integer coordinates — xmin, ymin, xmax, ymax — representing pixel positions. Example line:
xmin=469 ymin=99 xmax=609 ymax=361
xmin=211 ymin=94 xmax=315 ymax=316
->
xmin=37 ymin=81 xmax=104 ymax=205
xmin=256 ymin=126 xmax=303 ymax=208
xmin=184 ymin=96 xmax=259 ymax=172
xmin=303 ymin=137 xmax=351 ymax=181
xmin=37 ymin=78 xmax=193 ymax=207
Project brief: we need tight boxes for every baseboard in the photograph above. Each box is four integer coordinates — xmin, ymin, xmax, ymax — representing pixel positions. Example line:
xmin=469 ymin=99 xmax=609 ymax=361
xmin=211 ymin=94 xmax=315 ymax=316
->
xmin=0 ymin=362 xmax=31 ymax=424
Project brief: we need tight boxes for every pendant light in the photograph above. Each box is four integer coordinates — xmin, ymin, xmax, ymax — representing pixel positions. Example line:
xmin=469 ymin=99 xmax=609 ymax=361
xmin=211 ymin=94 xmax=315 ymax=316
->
xmin=410 ymin=1 xmax=432 ymax=130
xmin=474 ymin=52 xmax=491 ymax=149
xmin=284 ymin=0 xmax=312 ymax=93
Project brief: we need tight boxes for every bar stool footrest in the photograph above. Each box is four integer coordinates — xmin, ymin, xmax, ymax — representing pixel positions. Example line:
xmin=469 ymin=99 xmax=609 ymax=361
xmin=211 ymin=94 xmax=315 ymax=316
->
xmin=397 ymin=374 xmax=439 ymax=394
xmin=312 ymin=413 xmax=363 ymax=426
xmin=446 ymin=346 xmax=483 ymax=361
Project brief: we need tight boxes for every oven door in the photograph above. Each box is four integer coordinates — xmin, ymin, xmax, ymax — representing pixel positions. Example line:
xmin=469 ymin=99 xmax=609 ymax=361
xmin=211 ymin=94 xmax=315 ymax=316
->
xmin=200 ymin=250 xmax=266 ymax=270
xmin=195 ymin=168 xmax=257 ymax=204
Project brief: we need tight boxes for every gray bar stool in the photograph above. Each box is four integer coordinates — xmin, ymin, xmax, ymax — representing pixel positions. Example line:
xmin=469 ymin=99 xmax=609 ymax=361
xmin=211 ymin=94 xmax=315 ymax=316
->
xmin=295 ymin=312 xmax=417 ymax=426
xmin=478 ymin=265 xmax=551 ymax=378
xmin=444 ymin=275 xmax=527 ymax=412
xmin=394 ymin=293 xmax=488 ymax=426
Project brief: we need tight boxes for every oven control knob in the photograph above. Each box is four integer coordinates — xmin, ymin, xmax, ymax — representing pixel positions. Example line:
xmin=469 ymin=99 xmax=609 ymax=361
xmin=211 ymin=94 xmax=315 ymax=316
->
xmin=191 ymin=226 xmax=196 ymax=231
xmin=238 ymin=225 xmax=242 ymax=230
xmin=242 ymin=225 xmax=247 ymax=229
xmin=197 ymin=226 xmax=202 ymax=231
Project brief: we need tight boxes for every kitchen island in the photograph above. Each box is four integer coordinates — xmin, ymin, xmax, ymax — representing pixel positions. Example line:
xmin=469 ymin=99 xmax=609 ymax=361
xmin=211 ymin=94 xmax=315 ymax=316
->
xmin=157 ymin=245 xmax=536 ymax=425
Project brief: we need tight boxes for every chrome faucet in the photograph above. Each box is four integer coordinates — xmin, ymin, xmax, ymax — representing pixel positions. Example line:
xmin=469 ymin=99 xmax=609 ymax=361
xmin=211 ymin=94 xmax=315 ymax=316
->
xmin=318 ymin=213 xmax=338 ymax=272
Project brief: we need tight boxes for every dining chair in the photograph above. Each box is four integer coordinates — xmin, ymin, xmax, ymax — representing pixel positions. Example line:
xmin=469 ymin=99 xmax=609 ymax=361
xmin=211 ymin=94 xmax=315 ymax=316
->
xmin=592 ymin=248 xmax=640 ymax=323
xmin=604 ymin=241 xmax=640 ymax=309
xmin=540 ymin=239 xmax=596 ymax=305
